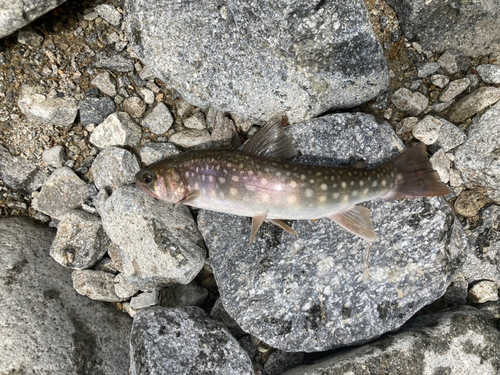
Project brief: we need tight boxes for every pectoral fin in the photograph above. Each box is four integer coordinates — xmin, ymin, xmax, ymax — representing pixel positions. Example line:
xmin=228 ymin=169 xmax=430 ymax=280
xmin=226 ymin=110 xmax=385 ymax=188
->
xmin=250 ymin=211 xmax=268 ymax=246
xmin=174 ymin=190 xmax=200 ymax=208
xmin=329 ymin=206 xmax=377 ymax=242
xmin=268 ymin=219 xmax=297 ymax=236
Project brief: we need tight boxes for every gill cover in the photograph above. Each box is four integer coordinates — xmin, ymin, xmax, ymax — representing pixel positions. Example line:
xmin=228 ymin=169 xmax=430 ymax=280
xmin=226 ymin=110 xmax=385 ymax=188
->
xmin=160 ymin=167 xmax=186 ymax=203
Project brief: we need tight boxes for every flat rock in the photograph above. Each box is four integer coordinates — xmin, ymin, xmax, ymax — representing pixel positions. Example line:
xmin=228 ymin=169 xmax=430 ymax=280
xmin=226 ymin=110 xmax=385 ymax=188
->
xmin=32 ymin=167 xmax=88 ymax=219
xmin=90 ymin=112 xmax=142 ymax=148
xmin=130 ymin=307 xmax=254 ymax=375
xmin=130 ymin=291 xmax=159 ymax=309
xmin=91 ymin=71 xmax=118 ymax=97
xmin=455 ymin=101 xmax=500 ymax=202
xmin=282 ymin=306 xmax=500 ymax=375
xmin=18 ymin=85 xmax=78 ymax=127
xmin=100 ymin=185 xmax=206 ymax=291
xmin=448 ymin=87 xmax=500 ymax=124
xmin=72 ymin=269 xmax=124 ymax=302
xmin=0 ymin=144 xmax=48 ymax=195
xmin=197 ymin=113 xmax=466 ymax=352
xmin=50 ymin=210 xmax=110 ymax=269
xmin=439 ymin=78 xmax=470 ymax=103
xmin=477 ymin=64 xmax=500 ymax=84
xmin=140 ymin=142 xmax=180 ymax=165
xmin=385 ymin=0 xmax=500 ymax=57
xmin=90 ymin=147 xmax=140 ymax=192
xmin=0 ymin=217 xmax=131 ymax=374
xmin=391 ymin=88 xmax=428 ymax=115
xmin=126 ymin=0 xmax=389 ymax=124
xmin=0 ymin=0 xmax=66 ymax=38
xmin=142 ymin=102 xmax=174 ymax=134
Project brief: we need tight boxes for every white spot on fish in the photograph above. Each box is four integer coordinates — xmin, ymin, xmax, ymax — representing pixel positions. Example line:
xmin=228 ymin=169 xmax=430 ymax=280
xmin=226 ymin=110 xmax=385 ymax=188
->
xmin=309 ymin=179 xmax=315 ymax=184
xmin=232 ymin=176 xmax=239 ymax=182
xmin=230 ymin=188 xmax=238 ymax=196
xmin=290 ymin=180 xmax=297 ymax=188
xmin=382 ymin=180 xmax=387 ymax=187
xmin=196 ymin=167 xmax=199 ymax=173
xmin=288 ymin=195 xmax=297 ymax=204
xmin=185 ymin=172 xmax=190 ymax=178
xmin=359 ymin=180 xmax=364 ymax=187
xmin=321 ymin=184 xmax=327 ymax=191
xmin=341 ymin=182 xmax=347 ymax=188
xmin=265 ymin=168 xmax=270 ymax=172
xmin=276 ymin=172 xmax=281 ymax=177
xmin=319 ymin=196 xmax=327 ymax=202
xmin=248 ymin=170 xmax=254 ymax=175
xmin=219 ymin=177 xmax=226 ymax=183
xmin=220 ymin=191 xmax=225 ymax=198
xmin=352 ymin=190 xmax=358 ymax=197
xmin=194 ymin=182 xmax=199 ymax=190
xmin=202 ymin=175 xmax=206 ymax=181
xmin=333 ymin=192 xmax=339 ymax=199
xmin=350 ymin=181 xmax=355 ymax=186
xmin=209 ymin=176 xmax=214 ymax=182
xmin=316 ymin=172 xmax=322 ymax=177
xmin=391 ymin=171 xmax=395 ymax=178
xmin=305 ymin=189 xmax=314 ymax=198
xmin=348 ymin=172 xmax=352 ymax=177
xmin=261 ymin=178 xmax=268 ymax=184
xmin=364 ymin=188 xmax=369 ymax=194
xmin=372 ymin=181 xmax=378 ymax=187
xmin=246 ymin=185 xmax=256 ymax=192
xmin=300 ymin=175 xmax=306 ymax=180
xmin=286 ymin=172 xmax=291 ymax=176
xmin=342 ymin=195 xmax=349 ymax=202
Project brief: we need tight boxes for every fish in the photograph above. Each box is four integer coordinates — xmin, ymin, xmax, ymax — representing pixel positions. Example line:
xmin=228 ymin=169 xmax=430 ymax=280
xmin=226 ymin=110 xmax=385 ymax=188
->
xmin=135 ymin=117 xmax=450 ymax=244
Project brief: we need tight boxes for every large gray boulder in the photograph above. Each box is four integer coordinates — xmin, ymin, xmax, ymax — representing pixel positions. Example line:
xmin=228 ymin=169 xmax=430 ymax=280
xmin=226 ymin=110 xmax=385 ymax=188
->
xmin=0 ymin=217 xmax=132 ymax=374
xmin=125 ymin=0 xmax=389 ymax=124
xmin=385 ymin=0 xmax=500 ymax=57
xmin=197 ymin=113 xmax=466 ymax=352
xmin=0 ymin=0 xmax=67 ymax=38
xmin=282 ymin=306 xmax=500 ymax=375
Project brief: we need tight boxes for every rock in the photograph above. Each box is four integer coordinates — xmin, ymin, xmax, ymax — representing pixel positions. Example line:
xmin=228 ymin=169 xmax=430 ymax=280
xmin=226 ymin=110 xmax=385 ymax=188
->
xmin=169 ymin=129 xmax=214 ymax=150
xmin=107 ymin=242 xmax=124 ymax=272
xmin=93 ymin=257 xmax=119 ymax=274
xmin=476 ymin=302 xmax=500 ymax=325
xmin=126 ymin=0 xmax=389 ymax=124
xmin=455 ymin=101 xmax=500 ymax=201
xmin=90 ymin=112 xmax=142 ymax=148
xmin=431 ymin=74 xmax=449 ymax=89
xmin=90 ymin=147 xmax=140 ymax=192
xmin=79 ymin=96 xmax=116 ymax=126
xmin=282 ymin=306 xmax=500 ymax=375
xmin=72 ymin=269 xmax=124 ymax=302
xmin=42 ymin=145 xmax=66 ymax=168
xmin=395 ymin=117 xmax=418 ymax=135
xmin=100 ymin=185 xmax=206 ymax=291
xmin=174 ymin=97 xmax=198 ymax=119
xmin=412 ymin=115 xmax=443 ymax=145
xmin=264 ymin=351 xmax=304 ymax=375
xmin=430 ymin=149 xmax=450 ymax=184
xmin=385 ymin=0 xmax=500 ymax=57
xmin=231 ymin=114 xmax=254 ymax=135
xmin=197 ymin=113 xmax=466 ymax=352
xmin=91 ymin=72 xmax=117 ymax=97
xmin=449 ymin=87 xmax=500 ymax=124
xmin=17 ymin=29 xmax=43 ymax=46
xmin=439 ymin=78 xmax=470 ymax=102
xmin=130 ymin=291 xmax=159 ymax=309
xmin=238 ymin=336 xmax=258 ymax=360
xmin=468 ymin=281 xmax=499 ymax=304
xmin=0 ymin=0 xmax=66 ymax=38
xmin=32 ymin=167 xmax=88 ymax=219
xmin=210 ymin=298 xmax=247 ymax=338
xmin=141 ymin=102 xmax=174 ymax=134
xmin=123 ymin=96 xmax=147 ymax=117
xmin=18 ymin=85 xmax=78 ymax=127
xmin=159 ymin=281 xmax=208 ymax=308
xmin=391 ymin=88 xmax=428 ymax=115
xmin=453 ymin=190 xmax=488 ymax=218
xmin=0 ymin=144 xmax=48 ymax=194
xmin=434 ymin=118 xmax=467 ymax=152
xmin=94 ymin=51 xmax=135 ymax=72
xmin=130 ymin=307 xmax=254 ymax=374
xmin=114 ymin=273 xmax=139 ymax=299
xmin=184 ymin=112 xmax=207 ymax=130
xmin=140 ymin=142 xmax=181 ymax=165
xmin=416 ymin=62 xmax=441 ymax=78
xmin=139 ymin=88 xmax=155 ymax=104
xmin=0 ymin=217 xmax=131 ymax=374
xmin=443 ymin=272 xmax=468 ymax=306
xmin=460 ymin=205 xmax=500 ymax=284
xmin=50 ymin=210 xmax=110 ymax=269
xmin=437 ymin=50 xmax=471 ymax=75
xmin=95 ymin=4 xmax=122 ymax=26
xmin=477 ymin=64 xmax=500 ymax=84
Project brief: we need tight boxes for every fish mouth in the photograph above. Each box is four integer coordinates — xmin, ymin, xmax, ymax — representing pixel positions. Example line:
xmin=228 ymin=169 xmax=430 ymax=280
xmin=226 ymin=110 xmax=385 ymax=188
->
xmin=135 ymin=181 xmax=159 ymax=199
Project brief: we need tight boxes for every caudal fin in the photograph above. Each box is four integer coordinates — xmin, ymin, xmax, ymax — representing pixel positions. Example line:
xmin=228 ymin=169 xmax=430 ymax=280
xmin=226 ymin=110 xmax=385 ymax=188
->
xmin=385 ymin=143 xmax=450 ymax=199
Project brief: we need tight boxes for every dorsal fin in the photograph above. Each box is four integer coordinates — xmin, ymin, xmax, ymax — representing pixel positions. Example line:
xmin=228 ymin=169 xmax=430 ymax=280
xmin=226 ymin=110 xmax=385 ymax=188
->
xmin=243 ymin=116 xmax=296 ymax=160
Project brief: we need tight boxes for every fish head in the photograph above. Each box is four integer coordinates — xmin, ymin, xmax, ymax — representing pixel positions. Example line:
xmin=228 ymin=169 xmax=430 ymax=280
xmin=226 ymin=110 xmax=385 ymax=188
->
xmin=135 ymin=166 xmax=186 ymax=204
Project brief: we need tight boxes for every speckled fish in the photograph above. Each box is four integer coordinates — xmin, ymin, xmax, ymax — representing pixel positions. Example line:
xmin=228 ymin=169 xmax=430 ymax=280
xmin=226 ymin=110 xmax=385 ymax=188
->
xmin=136 ymin=117 xmax=449 ymax=244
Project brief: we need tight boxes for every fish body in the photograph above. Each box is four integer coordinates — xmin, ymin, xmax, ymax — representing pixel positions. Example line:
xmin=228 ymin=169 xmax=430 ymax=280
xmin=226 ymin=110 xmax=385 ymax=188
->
xmin=136 ymin=118 xmax=449 ymax=243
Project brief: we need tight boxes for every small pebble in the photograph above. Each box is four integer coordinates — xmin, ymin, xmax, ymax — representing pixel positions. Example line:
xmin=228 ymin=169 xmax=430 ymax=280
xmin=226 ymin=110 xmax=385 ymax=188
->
xmin=468 ymin=281 xmax=499 ymax=304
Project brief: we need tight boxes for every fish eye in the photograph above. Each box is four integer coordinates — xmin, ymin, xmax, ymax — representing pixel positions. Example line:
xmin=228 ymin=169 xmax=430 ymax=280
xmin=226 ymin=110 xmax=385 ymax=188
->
xmin=142 ymin=171 xmax=153 ymax=184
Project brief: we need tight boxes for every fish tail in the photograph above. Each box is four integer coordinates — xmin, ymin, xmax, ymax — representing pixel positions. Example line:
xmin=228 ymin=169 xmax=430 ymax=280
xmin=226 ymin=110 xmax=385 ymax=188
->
xmin=384 ymin=143 xmax=450 ymax=199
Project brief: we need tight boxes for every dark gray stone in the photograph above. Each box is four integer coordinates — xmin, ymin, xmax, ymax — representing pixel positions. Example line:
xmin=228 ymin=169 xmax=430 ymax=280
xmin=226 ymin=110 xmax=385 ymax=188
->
xmin=210 ymin=298 xmax=247 ymax=339
xmin=443 ymin=272 xmax=468 ymax=306
xmin=79 ymin=96 xmax=116 ymax=126
xmin=94 ymin=52 xmax=135 ymax=72
xmin=264 ymin=351 xmax=304 ymax=375
xmin=159 ymin=281 xmax=208 ymax=308
xmin=130 ymin=307 xmax=254 ymax=375
xmin=126 ymin=0 xmax=389 ymax=124
xmin=282 ymin=306 xmax=500 ymax=375
xmin=0 ymin=217 xmax=131 ymax=374
xmin=197 ymin=113 xmax=466 ymax=352
xmin=385 ymin=1 xmax=500 ymax=57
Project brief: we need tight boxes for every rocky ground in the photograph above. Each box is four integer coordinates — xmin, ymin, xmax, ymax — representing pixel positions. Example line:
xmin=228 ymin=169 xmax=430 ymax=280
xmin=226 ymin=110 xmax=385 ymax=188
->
xmin=1 ymin=0 xmax=500 ymax=374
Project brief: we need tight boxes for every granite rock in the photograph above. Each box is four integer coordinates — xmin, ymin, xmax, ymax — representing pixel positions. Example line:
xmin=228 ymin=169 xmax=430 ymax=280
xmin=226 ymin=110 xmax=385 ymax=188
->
xmin=90 ymin=112 xmax=142 ymax=148
xmin=123 ymin=96 xmax=147 ymax=117
xmin=455 ymin=101 xmax=500 ymax=201
xmin=130 ymin=307 xmax=254 ymax=375
xmin=443 ymin=272 xmax=468 ymax=306
xmin=434 ymin=118 xmax=467 ymax=152
xmin=437 ymin=50 xmax=471 ymax=75
xmin=0 ymin=217 xmax=131 ymax=374
xmin=412 ymin=115 xmax=443 ymax=145
xmin=42 ymin=145 xmax=66 ymax=168
xmin=282 ymin=306 xmax=500 ymax=375
xmin=197 ymin=114 xmax=466 ymax=351
xmin=90 ymin=147 xmax=140 ymax=192
xmin=90 ymin=71 xmax=118 ymax=97
xmin=431 ymin=74 xmax=449 ymax=89
xmin=142 ymin=102 xmax=174 ymax=134
xmin=468 ymin=281 xmax=499 ymax=304
xmin=140 ymin=142 xmax=181 ymax=165
xmin=184 ymin=111 xmax=207 ymax=130
xmin=265 ymin=351 xmax=304 ymax=375
xmin=95 ymin=4 xmax=122 ymax=26
xmin=448 ymin=87 xmax=500 ymax=124
xmin=439 ymin=78 xmax=470 ymax=103
xmin=100 ymin=185 xmax=206 ymax=291
xmin=32 ymin=167 xmax=88 ymax=219
xmin=391 ymin=88 xmax=428 ymax=115
xmin=72 ymin=269 xmax=124 ymax=302
xmin=126 ymin=0 xmax=389 ymax=124
xmin=114 ymin=272 xmax=139 ymax=300
xmin=210 ymin=298 xmax=247 ymax=339
xmin=94 ymin=51 xmax=135 ymax=72
xmin=130 ymin=291 xmax=159 ymax=309
xmin=477 ymin=64 xmax=500 ymax=84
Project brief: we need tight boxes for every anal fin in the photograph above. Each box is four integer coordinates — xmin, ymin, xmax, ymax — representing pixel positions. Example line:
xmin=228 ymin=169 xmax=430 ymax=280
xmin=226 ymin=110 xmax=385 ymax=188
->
xmin=250 ymin=211 xmax=268 ymax=246
xmin=268 ymin=219 xmax=297 ymax=236
xmin=329 ymin=206 xmax=377 ymax=242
